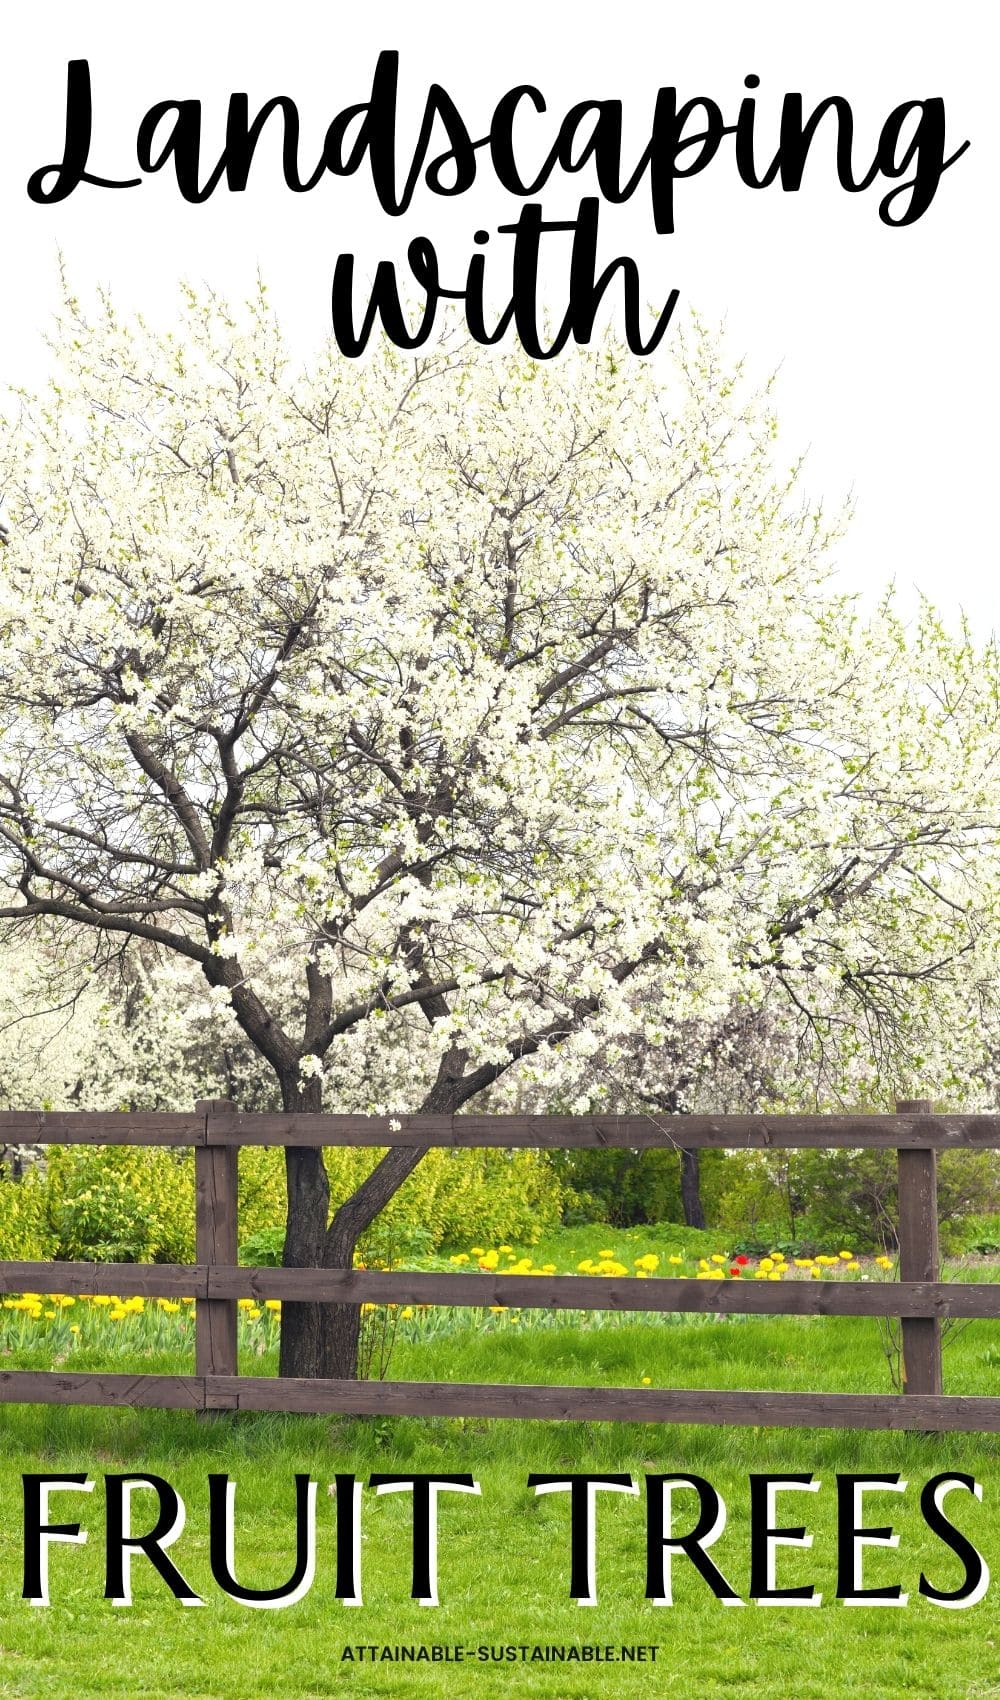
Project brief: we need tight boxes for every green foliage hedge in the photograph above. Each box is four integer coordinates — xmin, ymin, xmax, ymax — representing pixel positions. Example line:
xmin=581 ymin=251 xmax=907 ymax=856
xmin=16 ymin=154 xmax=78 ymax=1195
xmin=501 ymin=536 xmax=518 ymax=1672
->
xmin=552 ymin=1147 xmax=731 ymax=1227
xmin=715 ymin=1147 xmax=1000 ymax=1252
xmin=4 ymin=1140 xmax=993 ymax=1263
xmin=0 ymin=1144 xmax=567 ymax=1263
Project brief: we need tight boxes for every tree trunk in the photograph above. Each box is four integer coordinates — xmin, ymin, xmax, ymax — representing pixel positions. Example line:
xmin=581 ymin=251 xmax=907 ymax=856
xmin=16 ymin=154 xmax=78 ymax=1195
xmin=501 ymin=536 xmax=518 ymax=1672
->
xmin=679 ymin=1148 xmax=706 ymax=1230
xmin=278 ymin=1074 xmax=340 ymax=1380
xmin=277 ymin=1048 xmax=467 ymax=1381
xmin=276 ymin=1076 xmax=434 ymax=1382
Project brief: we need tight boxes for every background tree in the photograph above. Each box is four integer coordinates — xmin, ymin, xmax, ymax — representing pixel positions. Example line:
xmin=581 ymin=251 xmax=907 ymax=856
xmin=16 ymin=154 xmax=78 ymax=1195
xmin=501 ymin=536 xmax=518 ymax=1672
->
xmin=0 ymin=282 xmax=997 ymax=1379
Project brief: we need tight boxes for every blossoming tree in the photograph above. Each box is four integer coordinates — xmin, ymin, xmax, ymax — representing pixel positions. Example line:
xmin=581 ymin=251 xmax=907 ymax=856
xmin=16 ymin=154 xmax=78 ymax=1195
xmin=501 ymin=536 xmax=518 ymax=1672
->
xmin=0 ymin=283 xmax=997 ymax=1378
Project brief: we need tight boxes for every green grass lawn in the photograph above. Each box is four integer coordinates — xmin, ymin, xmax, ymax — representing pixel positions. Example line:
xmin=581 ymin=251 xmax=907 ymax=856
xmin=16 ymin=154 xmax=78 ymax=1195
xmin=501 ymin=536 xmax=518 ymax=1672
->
xmin=3 ymin=1230 xmax=1000 ymax=1697
xmin=3 ymin=1323 xmax=1000 ymax=1697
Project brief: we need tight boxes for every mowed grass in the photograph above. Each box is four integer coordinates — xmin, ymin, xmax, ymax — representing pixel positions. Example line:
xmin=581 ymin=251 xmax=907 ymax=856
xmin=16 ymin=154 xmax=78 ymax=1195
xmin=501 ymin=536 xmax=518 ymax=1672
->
xmin=3 ymin=1301 xmax=1000 ymax=1698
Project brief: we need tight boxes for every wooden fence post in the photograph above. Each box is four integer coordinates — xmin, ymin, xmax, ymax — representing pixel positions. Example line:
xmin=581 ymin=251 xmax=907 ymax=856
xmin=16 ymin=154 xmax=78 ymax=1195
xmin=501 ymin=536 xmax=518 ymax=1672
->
xmin=896 ymin=1097 xmax=942 ymax=1396
xmin=195 ymin=1098 xmax=238 ymax=1406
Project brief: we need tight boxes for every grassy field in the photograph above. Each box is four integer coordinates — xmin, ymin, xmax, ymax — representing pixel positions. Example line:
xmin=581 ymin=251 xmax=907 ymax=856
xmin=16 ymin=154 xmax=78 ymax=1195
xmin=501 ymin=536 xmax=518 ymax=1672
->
xmin=2 ymin=1230 xmax=1000 ymax=1697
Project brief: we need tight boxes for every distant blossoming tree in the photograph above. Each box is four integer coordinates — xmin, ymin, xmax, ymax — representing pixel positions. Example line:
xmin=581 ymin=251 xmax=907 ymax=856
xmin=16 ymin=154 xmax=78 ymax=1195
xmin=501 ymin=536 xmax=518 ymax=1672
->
xmin=0 ymin=281 xmax=997 ymax=1378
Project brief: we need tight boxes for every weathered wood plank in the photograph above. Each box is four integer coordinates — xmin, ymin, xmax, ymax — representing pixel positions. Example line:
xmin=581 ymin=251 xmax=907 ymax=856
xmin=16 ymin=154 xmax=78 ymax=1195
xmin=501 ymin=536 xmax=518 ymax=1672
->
xmin=897 ymin=1099 xmax=943 ymax=1397
xmin=207 ymin=1267 xmax=1000 ymax=1320
xmin=0 ymin=1111 xmax=203 ymax=1145
xmin=0 ymin=1262 xmax=207 ymax=1297
xmin=1 ymin=1107 xmax=999 ymax=1151
xmin=201 ymin=1110 xmax=1000 ymax=1150
xmin=4 ymin=1262 xmax=999 ymax=1320
xmin=0 ymin=1372 xmax=204 ymax=1409
xmin=6 ymin=1369 xmax=1000 ymax=1433
xmin=195 ymin=1101 xmax=239 ymax=1382
xmin=206 ymin=1376 xmax=1000 ymax=1432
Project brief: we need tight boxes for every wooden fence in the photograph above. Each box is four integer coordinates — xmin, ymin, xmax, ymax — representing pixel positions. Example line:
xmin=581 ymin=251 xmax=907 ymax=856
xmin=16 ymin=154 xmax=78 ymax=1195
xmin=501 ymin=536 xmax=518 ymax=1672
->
xmin=2 ymin=1096 xmax=1000 ymax=1431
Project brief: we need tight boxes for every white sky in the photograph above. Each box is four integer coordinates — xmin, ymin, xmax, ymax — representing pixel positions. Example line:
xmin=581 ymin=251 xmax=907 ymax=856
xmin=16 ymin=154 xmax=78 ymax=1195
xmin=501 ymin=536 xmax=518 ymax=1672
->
xmin=1 ymin=0 xmax=996 ymax=632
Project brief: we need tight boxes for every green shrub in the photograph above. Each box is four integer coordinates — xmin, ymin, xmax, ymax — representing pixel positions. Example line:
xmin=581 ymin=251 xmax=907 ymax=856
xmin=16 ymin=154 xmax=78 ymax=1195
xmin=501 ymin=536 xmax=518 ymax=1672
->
xmin=0 ymin=1143 xmax=566 ymax=1264
xmin=716 ymin=1147 xmax=1000 ymax=1253
xmin=552 ymin=1147 xmax=731 ymax=1228
xmin=240 ymin=1219 xmax=437 ymax=1269
xmin=307 ymin=1146 xmax=564 ymax=1249
xmin=955 ymin=1213 xmax=1000 ymax=1255
xmin=0 ymin=1169 xmax=57 ymax=1260
xmin=238 ymin=1226 xmax=285 ymax=1267
xmin=716 ymin=1152 xmax=800 ymax=1244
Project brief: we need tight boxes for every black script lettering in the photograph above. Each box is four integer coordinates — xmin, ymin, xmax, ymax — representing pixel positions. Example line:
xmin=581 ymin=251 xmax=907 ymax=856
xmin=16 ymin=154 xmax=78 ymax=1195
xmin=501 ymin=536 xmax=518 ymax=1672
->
xmin=27 ymin=60 xmax=140 ymax=201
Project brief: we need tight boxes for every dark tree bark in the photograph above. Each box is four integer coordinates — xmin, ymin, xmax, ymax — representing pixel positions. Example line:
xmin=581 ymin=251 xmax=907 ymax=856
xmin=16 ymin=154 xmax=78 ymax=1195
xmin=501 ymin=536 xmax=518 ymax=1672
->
xmin=276 ymin=1048 xmax=471 ymax=1382
xmin=679 ymin=1147 xmax=706 ymax=1230
xmin=277 ymin=1073 xmax=338 ymax=1379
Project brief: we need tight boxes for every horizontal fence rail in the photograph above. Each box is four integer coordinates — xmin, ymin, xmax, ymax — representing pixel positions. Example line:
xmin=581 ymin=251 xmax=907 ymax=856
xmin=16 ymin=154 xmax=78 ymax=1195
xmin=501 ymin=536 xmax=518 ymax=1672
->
xmin=4 ymin=1261 xmax=1000 ymax=1320
xmin=1 ymin=1096 xmax=999 ymax=1430
xmin=5 ymin=1108 xmax=1000 ymax=1149
xmin=3 ymin=1372 xmax=1000 ymax=1433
